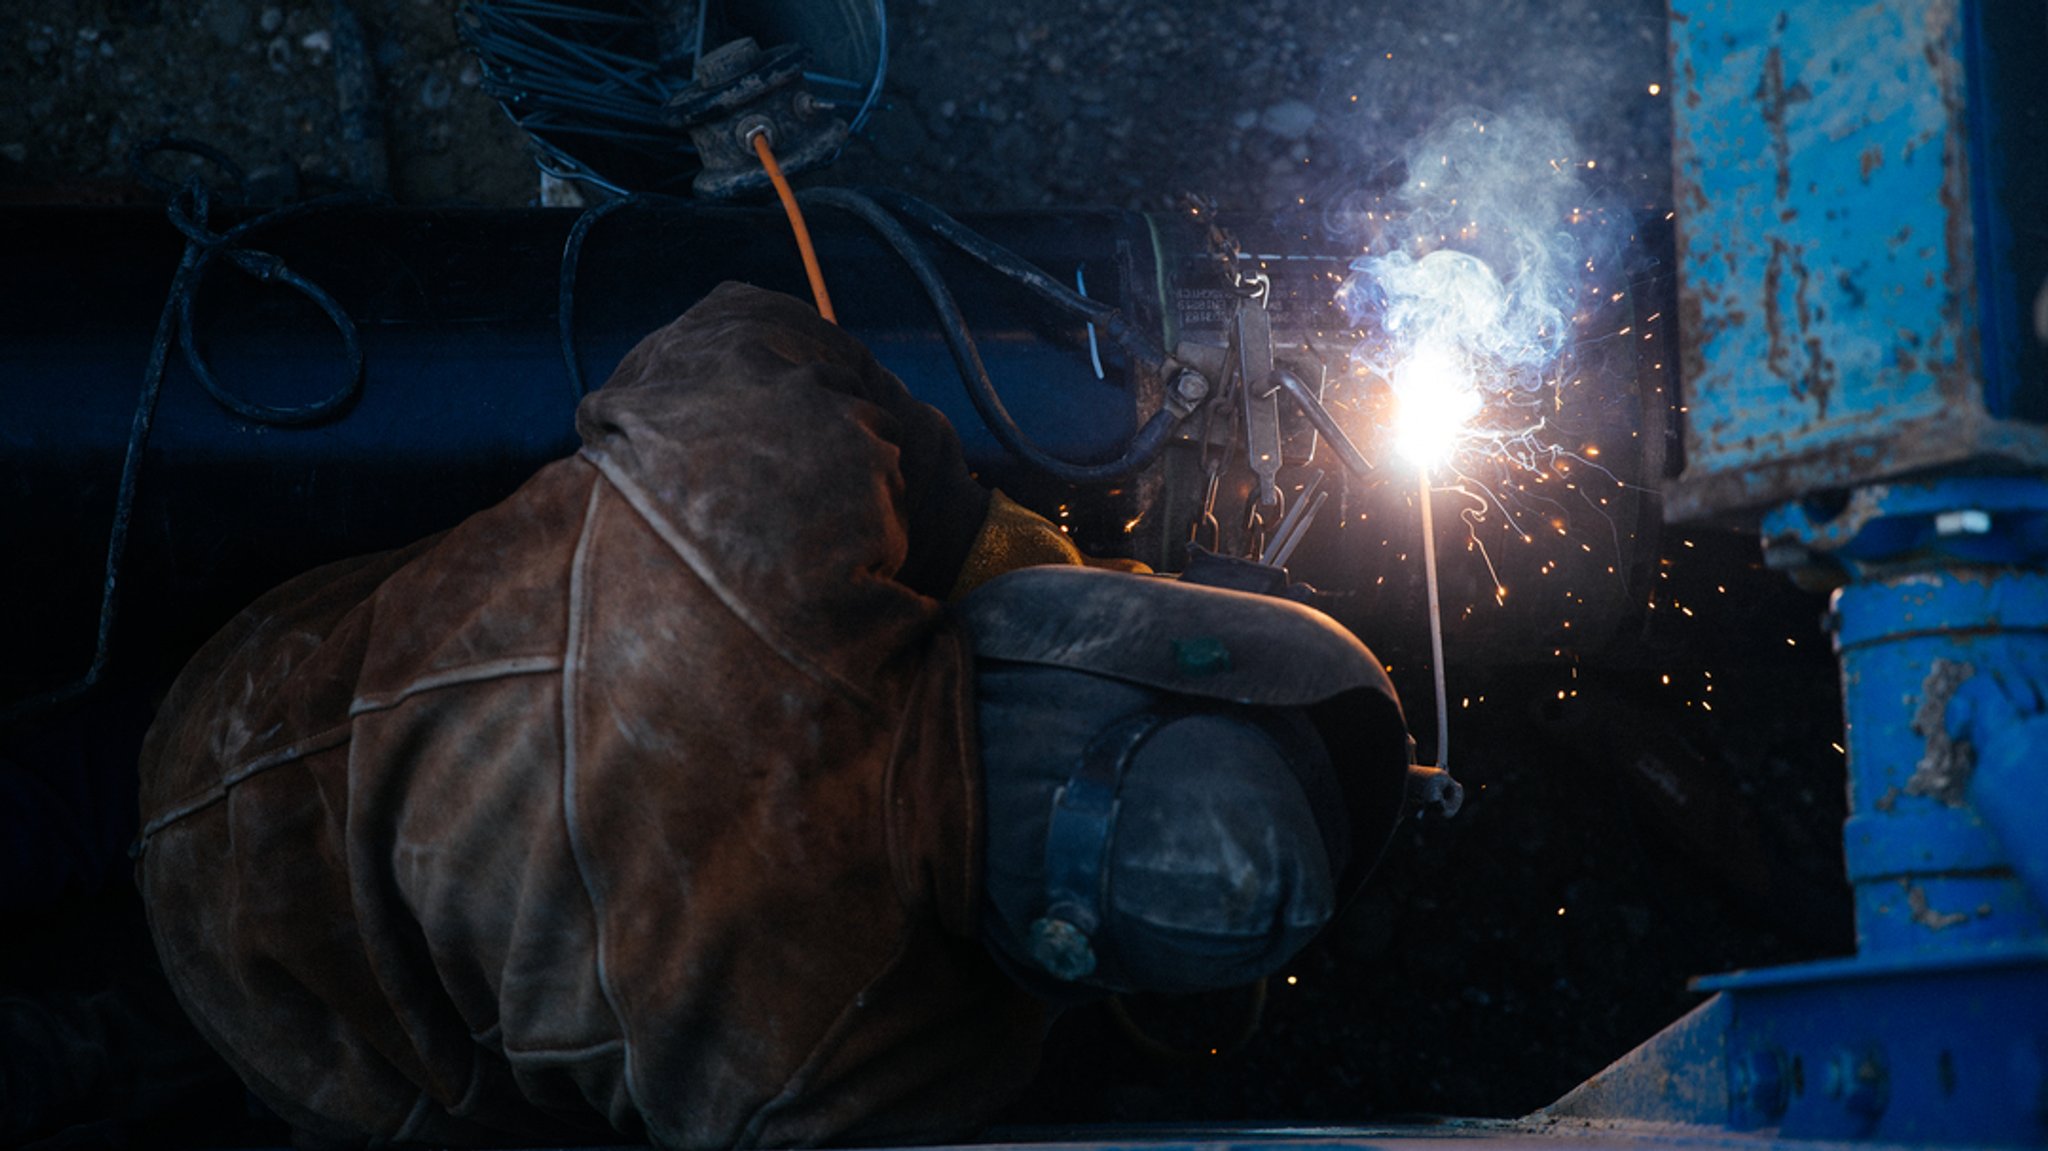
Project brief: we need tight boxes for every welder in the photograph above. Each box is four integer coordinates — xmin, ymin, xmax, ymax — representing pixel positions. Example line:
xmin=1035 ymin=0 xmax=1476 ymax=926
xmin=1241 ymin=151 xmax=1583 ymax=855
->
xmin=126 ymin=282 xmax=1413 ymax=1148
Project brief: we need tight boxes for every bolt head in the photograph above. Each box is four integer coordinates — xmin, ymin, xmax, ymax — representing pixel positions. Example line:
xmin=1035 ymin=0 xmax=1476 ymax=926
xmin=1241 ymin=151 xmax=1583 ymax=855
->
xmin=1735 ymin=1048 xmax=1789 ymax=1121
xmin=1027 ymin=916 xmax=1096 ymax=981
xmin=1934 ymin=509 xmax=1992 ymax=536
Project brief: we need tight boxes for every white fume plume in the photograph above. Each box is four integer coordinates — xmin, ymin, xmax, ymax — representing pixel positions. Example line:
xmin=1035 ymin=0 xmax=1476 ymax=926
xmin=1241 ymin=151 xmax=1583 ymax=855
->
xmin=1336 ymin=109 xmax=1590 ymax=470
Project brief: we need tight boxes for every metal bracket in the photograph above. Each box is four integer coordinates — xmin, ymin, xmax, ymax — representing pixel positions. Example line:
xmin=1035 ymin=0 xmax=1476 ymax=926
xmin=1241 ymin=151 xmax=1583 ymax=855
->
xmin=1235 ymin=302 xmax=1281 ymax=508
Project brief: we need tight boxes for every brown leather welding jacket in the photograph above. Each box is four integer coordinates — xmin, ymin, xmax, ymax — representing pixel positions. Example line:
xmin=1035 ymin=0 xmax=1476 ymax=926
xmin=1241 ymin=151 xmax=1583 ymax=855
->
xmin=135 ymin=283 xmax=1045 ymax=1148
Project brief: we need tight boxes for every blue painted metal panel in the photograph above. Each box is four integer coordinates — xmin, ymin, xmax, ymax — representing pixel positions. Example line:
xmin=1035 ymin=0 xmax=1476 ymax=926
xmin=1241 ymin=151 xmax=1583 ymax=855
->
xmin=1664 ymin=1 xmax=2048 ymax=521
xmin=1694 ymin=947 xmax=2048 ymax=1144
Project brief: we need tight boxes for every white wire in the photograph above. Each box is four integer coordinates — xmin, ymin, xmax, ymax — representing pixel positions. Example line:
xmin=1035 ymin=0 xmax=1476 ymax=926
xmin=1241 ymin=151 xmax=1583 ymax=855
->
xmin=1419 ymin=471 xmax=1450 ymax=771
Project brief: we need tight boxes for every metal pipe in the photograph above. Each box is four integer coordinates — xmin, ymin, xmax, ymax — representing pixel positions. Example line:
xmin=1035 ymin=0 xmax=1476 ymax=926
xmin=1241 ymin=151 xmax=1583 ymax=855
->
xmin=1271 ymin=369 xmax=1373 ymax=478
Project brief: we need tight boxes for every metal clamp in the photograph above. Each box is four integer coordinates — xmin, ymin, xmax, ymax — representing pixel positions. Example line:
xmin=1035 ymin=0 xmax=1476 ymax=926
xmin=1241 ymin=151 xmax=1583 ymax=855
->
xmin=1235 ymin=301 xmax=1282 ymax=508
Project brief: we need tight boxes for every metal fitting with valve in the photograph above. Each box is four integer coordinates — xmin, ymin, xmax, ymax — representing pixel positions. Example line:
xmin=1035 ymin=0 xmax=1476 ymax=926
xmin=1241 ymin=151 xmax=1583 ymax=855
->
xmin=665 ymin=37 xmax=848 ymax=201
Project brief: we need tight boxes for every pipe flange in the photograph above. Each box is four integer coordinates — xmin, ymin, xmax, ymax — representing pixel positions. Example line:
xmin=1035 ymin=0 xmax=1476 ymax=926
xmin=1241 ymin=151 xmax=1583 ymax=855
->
xmin=664 ymin=37 xmax=848 ymax=200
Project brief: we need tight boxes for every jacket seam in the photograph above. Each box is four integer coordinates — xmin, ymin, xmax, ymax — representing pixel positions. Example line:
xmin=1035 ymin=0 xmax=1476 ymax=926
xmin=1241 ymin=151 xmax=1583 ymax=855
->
xmin=348 ymin=655 xmax=564 ymax=716
xmin=139 ymin=722 xmax=355 ymax=840
xmin=580 ymin=447 xmax=880 ymax=716
xmin=501 ymin=1037 xmax=628 ymax=1062
xmin=392 ymin=1088 xmax=439 ymax=1144
xmin=556 ymin=476 xmax=648 ymax=1125
xmin=141 ymin=655 xmax=567 ymax=841
xmin=951 ymin=629 xmax=985 ymax=938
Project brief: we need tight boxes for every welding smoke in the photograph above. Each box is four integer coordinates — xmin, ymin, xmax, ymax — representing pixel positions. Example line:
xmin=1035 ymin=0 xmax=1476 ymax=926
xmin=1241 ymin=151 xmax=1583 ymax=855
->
xmin=1333 ymin=109 xmax=1602 ymax=434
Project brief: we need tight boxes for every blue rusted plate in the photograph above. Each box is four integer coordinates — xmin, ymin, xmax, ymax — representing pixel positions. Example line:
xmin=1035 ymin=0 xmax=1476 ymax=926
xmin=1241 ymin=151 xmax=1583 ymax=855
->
xmin=1665 ymin=0 xmax=2048 ymax=521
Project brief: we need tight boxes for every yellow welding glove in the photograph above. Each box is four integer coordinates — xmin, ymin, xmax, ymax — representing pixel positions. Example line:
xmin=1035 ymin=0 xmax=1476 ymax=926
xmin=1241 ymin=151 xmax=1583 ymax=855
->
xmin=947 ymin=490 xmax=1150 ymax=600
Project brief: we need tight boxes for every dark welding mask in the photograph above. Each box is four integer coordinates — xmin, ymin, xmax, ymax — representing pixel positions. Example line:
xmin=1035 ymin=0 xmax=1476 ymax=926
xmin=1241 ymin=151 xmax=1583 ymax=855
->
xmin=958 ymin=566 xmax=1411 ymax=997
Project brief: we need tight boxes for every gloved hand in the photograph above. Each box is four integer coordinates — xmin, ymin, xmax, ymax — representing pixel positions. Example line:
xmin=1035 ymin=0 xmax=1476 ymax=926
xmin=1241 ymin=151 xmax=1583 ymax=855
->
xmin=948 ymin=491 xmax=1150 ymax=600
xmin=589 ymin=282 xmax=991 ymax=599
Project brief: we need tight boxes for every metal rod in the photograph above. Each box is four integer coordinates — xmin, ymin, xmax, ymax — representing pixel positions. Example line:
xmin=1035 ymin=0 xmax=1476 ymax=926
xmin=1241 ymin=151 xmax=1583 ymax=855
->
xmin=1266 ymin=490 xmax=1327 ymax=569
xmin=1273 ymin=370 xmax=1373 ymax=478
xmin=1419 ymin=470 xmax=1450 ymax=772
xmin=1260 ymin=469 xmax=1324 ymax=564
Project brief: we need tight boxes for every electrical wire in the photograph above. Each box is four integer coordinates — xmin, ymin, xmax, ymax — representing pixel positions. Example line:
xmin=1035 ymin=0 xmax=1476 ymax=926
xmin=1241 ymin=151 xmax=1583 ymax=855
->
xmin=751 ymin=131 xmax=836 ymax=324
xmin=802 ymin=188 xmax=1181 ymax=484
xmin=558 ymin=192 xmax=643 ymax=398
xmin=560 ymin=189 xmax=1176 ymax=482
xmin=863 ymin=187 xmax=1164 ymax=371
xmin=2 ymin=165 xmax=377 ymax=729
xmin=460 ymin=0 xmax=889 ymax=197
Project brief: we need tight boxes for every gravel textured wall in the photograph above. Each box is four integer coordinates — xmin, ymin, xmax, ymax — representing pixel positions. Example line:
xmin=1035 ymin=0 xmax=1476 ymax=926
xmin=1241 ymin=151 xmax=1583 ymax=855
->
xmin=1 ymin=0 xmax=1673 ymax=213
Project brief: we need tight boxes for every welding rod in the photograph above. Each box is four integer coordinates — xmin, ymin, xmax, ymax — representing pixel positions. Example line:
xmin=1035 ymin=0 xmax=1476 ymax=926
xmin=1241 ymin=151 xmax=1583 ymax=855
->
xmin=1418 ymin=471 xmax=1450 ymax=775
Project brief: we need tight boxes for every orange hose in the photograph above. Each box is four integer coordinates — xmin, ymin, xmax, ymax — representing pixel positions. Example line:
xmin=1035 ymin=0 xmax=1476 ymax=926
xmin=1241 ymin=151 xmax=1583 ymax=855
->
xmin=751 ymin=131 xmax=837 ymax=324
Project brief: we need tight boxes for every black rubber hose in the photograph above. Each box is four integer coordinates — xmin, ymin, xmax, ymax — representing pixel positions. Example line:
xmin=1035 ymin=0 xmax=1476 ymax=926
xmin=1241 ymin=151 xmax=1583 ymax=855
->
xmin=167 ymin=184 xmax=372 ymax=426
xmin=559 ymin=192 xmax=648 ymax=400
xmin=802 ymin=188 xmax=1181 ymax=485
xmin=862 ymin=186 xmax=1166 ymax=371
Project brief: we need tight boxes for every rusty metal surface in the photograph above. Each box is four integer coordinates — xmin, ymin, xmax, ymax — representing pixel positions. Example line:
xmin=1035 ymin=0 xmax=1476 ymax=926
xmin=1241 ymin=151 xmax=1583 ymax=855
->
xmin=1664 ymin=0 xmax=2048 ymax=521
xmin=1538 ymin=996 xmax=1729 ymax=1127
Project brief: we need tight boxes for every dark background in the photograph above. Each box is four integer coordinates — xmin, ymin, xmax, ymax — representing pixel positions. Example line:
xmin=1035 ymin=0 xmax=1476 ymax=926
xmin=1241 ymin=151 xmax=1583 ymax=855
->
xmin=2 ymin=0 xmax=1854 ymax=1137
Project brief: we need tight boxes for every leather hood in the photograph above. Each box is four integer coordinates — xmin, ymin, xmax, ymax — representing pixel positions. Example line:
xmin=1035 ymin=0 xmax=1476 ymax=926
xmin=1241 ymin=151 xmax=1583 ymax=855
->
xmin=957 ymin=565 xmax=1405 ymax=713
xmin=957 ymin=564 xmax=1414 ymax=910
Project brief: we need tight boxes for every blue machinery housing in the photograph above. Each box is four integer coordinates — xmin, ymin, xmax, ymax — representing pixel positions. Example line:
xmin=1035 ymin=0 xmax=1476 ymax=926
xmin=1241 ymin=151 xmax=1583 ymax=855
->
xmin=1546 ymin=1 xmax=2048 ymax=1144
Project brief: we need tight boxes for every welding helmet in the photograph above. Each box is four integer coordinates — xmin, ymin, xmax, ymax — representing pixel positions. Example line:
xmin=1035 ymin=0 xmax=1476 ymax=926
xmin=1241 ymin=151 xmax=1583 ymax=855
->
xmin=959 ymin=566 xmax=1411 ymax=996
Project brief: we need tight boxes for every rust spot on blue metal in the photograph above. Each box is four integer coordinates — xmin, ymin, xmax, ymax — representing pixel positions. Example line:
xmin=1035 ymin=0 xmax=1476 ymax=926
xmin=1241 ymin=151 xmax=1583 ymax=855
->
xmin=1663 ymin=0 xmax=2048 ymax=521
xmin=1755 ymin=43 xmax=1812 ymax=203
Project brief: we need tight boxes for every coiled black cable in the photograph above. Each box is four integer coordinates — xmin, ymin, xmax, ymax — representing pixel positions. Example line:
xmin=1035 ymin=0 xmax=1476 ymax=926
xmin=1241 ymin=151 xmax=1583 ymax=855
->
xmin=1 ymin=153 xmax=377 ymax=729
xmin=168 ymin=183 xmax=371 ymax=425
